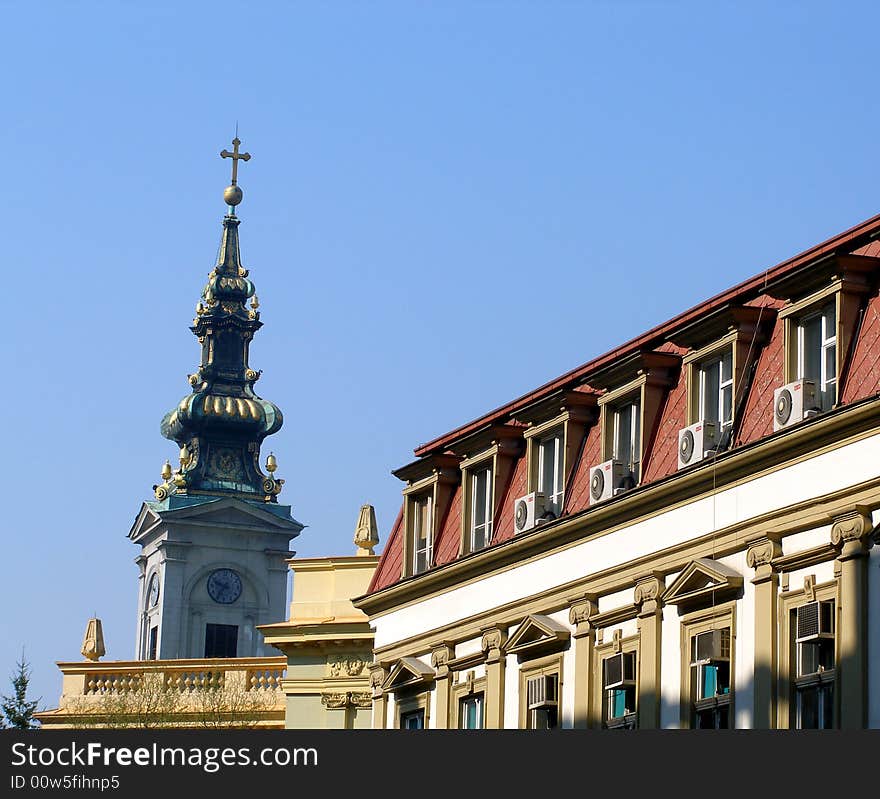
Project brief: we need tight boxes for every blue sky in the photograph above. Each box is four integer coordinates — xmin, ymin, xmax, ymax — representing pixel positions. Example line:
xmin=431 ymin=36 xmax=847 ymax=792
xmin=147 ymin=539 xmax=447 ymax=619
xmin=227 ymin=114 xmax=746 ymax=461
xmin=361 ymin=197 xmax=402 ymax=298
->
xmin=3 ymin=1 xmax=880 ymax=709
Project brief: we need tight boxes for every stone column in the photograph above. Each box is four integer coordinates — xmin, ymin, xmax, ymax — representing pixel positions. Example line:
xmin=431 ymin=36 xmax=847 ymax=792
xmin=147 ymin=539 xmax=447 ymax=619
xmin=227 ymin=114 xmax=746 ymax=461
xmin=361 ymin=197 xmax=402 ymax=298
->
xmin=369 ymin=665 xmax=388 ymax=729
xmin=635 ymin=573 xmax=664 ymax=730
xmin=480 ymin=626 xmax=507 ymax=729
xmin=746 ymin=536 xmax=782 ymax=729
xmin=569 ymin=596 xmax=598 ymax=729
xmin=831 ymin=509 xmax=874 ymax=729
xmin=431 ymin=643 xmax=454 ymax=729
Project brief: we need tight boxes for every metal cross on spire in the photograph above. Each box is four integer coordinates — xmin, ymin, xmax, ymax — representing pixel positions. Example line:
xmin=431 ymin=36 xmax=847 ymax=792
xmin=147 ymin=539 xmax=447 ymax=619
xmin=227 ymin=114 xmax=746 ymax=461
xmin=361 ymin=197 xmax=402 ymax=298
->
xmin=221 ymin=136 xmax=251 ymax=186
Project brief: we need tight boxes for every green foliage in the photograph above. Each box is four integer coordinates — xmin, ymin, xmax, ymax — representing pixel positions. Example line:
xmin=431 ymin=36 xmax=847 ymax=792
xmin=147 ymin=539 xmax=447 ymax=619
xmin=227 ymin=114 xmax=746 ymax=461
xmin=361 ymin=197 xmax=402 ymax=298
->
xmin=1 ymin=655 xmax=41 ymax=730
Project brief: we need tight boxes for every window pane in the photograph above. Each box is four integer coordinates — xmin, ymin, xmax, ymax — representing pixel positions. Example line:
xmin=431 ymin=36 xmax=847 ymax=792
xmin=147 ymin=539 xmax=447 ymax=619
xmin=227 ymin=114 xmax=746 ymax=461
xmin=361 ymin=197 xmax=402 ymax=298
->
xmin=721 ymin=384 xmax=733 ymax=425
xmin=798 ymin=687 xmax=819 ymax=729
xmin=701 ymin=359 xmax=720 ymax=422
xmin=800 ymin=315 xmax=822 ymax=382
xmin=701 ymin=664 xmax=718 ymax=699
xmin=822 ymin=685 xmax=834 ymax=729
xmin=473 ymin=470 xmax=487 ymax=527
xmin=615 ymin=406 xmax=632 ymax=465
xmin=539 ymin=438 xmax=555 ymax=495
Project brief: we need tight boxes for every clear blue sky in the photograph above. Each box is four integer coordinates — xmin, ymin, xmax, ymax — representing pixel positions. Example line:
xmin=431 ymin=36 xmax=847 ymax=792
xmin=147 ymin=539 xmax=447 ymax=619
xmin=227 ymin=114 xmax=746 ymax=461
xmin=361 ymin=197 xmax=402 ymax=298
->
xmin=4 ymin=1 xmax=879 ymax=709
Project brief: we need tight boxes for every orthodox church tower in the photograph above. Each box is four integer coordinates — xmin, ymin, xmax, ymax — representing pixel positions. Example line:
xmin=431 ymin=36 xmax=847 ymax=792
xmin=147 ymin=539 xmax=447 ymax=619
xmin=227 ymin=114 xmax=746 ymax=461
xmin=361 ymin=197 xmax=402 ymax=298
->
xmin=128 ymin=138 xmax=303 ymax=660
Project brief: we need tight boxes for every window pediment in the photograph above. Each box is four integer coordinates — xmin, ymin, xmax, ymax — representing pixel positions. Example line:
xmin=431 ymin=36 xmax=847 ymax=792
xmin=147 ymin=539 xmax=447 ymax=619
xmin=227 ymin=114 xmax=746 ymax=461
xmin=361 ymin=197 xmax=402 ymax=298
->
xmin=662 ymin=558 xmax=743 ymax=607
xmin=383 ymin=656 xmax=435 ymax=691
xmin=506 ymin=614 xmax=570 ymax=656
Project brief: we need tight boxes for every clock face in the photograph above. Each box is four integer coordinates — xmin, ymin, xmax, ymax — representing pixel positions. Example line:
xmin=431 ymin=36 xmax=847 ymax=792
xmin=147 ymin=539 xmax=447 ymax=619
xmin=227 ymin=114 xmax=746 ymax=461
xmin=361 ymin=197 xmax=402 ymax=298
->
xmin=207 ymin=568 xmax=242 ymax=604
xmin=147 ymin=574 xmax=160 ymax=608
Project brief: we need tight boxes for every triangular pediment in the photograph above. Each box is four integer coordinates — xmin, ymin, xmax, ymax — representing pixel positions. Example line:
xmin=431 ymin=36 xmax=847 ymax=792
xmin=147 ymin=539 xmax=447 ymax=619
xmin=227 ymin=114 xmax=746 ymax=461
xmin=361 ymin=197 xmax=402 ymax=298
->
xmin=506 ymin=614 xmax=570 ymax=656
xmin=383 ymin=657 xmax=434 ymax=691
xmin=662 ymin=558 xmax=743 ymax=607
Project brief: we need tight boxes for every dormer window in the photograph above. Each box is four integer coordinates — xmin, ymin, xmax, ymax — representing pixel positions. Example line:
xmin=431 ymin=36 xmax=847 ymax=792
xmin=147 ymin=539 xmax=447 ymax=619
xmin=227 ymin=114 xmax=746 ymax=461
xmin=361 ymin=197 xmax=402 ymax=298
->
xmin=795 ymin=303 xmax=836 ymax=411
xmin=537 ymin=430 xmax=564 ymax=516
xmin=393 ymin=453 xmax=461 ymax=579
xmin=469 ymin=465 xmax=493 ymax=552
xmin=697 ymin=349 xmax=734 ymax=430
xmin=411 ymin=494 xmax=433 ymax=575
xmin=612 ymin=396 xmax=641 ymax=484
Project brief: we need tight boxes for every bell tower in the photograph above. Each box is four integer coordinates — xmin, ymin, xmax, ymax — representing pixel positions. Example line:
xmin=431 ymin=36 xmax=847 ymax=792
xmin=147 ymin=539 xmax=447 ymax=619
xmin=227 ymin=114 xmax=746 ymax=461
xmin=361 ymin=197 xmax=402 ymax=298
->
xmin=129 ymin=137 xmax=303 ymax=660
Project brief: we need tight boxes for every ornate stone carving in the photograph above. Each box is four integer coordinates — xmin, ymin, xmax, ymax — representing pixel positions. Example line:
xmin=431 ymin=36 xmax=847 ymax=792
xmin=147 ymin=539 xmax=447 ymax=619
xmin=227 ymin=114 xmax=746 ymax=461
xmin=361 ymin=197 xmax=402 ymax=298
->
xmin=320 ymin=692 xmax=349 ymax=709
xmin=831 ymin=510 xmax=874 ymax=559
xmin=568 ymin=596 xmax=598 ymax=627
xmin=350 ymin=692 xmax=372 ymax=709
xmin=634 ymin=574 xmax=664 ymax=616
xmin=369 ymin=665 xmax=387 ymax=698
xmin=746 ymin=536 xmax=782 ymax=582
xmin=354 ymin=504 xmax=380 ymax=556
xmin=480 ymin=627 xmax=506 ymax=658
xmin=430 ymin=644 xmax=454 ymax=674
xmin=328 ymin=654 xmax=367 ymax=678
xmin=803 ymin=574 xmax=816 ymax=602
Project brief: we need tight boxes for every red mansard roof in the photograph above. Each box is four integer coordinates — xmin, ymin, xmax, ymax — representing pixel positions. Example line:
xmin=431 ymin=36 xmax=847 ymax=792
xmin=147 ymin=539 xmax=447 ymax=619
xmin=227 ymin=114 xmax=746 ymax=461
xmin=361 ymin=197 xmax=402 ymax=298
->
xmin=368 ymin=212 xmax=880 ymax=594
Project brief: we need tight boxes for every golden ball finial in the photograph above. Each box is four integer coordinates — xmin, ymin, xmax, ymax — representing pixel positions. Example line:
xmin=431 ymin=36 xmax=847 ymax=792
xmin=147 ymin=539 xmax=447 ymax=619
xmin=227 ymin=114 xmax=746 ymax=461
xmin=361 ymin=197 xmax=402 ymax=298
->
xmin=266 ymin=452 xmax=277 ymax=474
xmin=160 ymin=460 xmax=173 ymax=481
xmin=224 ymin=184 xmax=243 ymax=206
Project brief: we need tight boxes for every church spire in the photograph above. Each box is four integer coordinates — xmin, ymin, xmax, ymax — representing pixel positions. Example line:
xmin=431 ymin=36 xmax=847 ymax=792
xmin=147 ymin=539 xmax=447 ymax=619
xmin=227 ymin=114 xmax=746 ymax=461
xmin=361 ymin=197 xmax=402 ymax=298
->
xmin=154 ymin=136 xmax=285 ymax=504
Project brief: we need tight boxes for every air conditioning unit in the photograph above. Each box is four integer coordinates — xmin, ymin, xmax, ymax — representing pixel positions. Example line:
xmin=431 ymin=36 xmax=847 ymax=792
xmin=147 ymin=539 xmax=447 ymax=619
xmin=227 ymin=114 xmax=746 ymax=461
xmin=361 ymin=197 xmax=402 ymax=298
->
xmin=603 ymin=652 xmax=636 ymax=690
xmin=796 ymin=600 xmax=834 ymax=642
xmin=527 ymin=674 xmax=558 ymax=709
xmin=692 ymin=629 xmax=731 ymax=663
xmin=589 ymin=460 xmax=628 ymax=505
xmin=677 ymin=420 xmax=719 ymax=469
xmin=773 ymin=379 xmax=819 ymax=432
xmin=513 ymin=492 xmax=547 ymax=534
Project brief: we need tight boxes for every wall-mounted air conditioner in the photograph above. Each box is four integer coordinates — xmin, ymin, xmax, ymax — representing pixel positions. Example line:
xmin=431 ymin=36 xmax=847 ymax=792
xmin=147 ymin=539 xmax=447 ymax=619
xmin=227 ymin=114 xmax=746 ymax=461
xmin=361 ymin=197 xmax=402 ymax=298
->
xmin=796 ymin=600 xmax=834 ymax=642
xmin=773 ymin=379 xmax=819 ymax=432
xmin=526 ymin=674 xmax=558 ymax=709
xmin=677 ymin=420 xmax=719 ymax=469
xmin=602 ymin=652 xmax=636 ymax=690
xmin=589 ymin=460 xmax=627 ymax=505
xmin=513 ymin=492 xmax=547 ymax=534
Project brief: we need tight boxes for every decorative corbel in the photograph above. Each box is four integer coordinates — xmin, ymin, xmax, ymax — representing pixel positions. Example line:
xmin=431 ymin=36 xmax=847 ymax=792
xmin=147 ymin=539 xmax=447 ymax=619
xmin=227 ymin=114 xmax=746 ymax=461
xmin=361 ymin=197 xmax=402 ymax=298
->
xmin=480 ymin=626 xmax=507 ymax=664
xmin=320 ymin=692 xmax=349 ymax=709
xmin=746 ymin=535 xmax=782 ymax=583
xmin=369 ymin=664 xmax=388 ymax=699
xmin=634 ymin=573 xmax=665 ymax=617
xmin=830 ymin=509 xmax=874 ymax=561
xmin=568 ymin=595 xmax=598 ymax=638
xmin=431 ymin=643 xmax=455 ymax=679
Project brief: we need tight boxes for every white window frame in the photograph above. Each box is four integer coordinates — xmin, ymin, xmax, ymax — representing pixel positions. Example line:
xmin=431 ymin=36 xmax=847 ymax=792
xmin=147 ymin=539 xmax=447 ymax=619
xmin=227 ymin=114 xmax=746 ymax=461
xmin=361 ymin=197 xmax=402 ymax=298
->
xmin=412 ymin=494 xmax=433 ymax=575
xmin=796 ymin=303 xmax=836 ymax=408
xmin=612 ymin=398 xmax=641 ymax=481
xmin=469 ymin=465 xmax=493 ymax=552
xmin=697 ymin=350 xmax=734 ymax=428
xmin=459 ymin=693 xmax=484 ymax=729
xmin=537 ymin=431 xmax=564 ymax=515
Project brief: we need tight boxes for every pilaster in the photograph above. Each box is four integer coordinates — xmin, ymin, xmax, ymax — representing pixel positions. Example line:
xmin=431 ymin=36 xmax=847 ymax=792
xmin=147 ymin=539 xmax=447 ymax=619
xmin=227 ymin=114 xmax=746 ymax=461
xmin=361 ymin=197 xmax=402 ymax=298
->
xmin=569 ymin=596 xmax=598 ymax=729
xmin=830 ymin=509 xmax=873 ymax=728
xmin=369 ymin=665 xmax=388 ymax=729
xmin=746 ymin=535 xmax=782 ymax=729
xmin=430 ymin=643 xmax=454 ymax=729
xmin=480 ymin=626 xmax=507 ymax=729
xmin=634 ymin=573 xmax=664 ymax=729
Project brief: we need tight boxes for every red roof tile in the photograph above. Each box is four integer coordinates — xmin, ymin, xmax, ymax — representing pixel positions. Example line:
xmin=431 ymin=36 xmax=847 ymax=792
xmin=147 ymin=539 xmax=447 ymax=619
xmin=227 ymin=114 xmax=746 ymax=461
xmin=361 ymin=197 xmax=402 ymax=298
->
xmin=735 ymin=319 xmax=784 ymax=446
xmin=842 ymin=288 xmax=880 ymax=403
xmin=493 ymin=455 xmax=528 ymax=545
xmin=642 ymin=371 xmax=688 ymax=484
xmin=367 ymin=507 xmax=403 ymax=593
xmin=564 ymin=425 xmax=602 ymax=515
